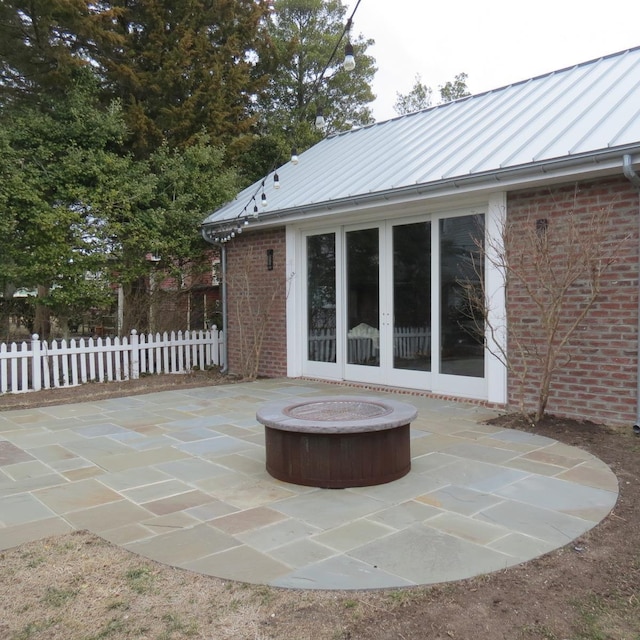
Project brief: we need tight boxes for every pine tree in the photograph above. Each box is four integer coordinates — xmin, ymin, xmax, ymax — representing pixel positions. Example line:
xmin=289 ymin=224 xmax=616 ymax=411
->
xmin=242 ymin=0 xmax=376 ymax=180
xmin=0 ymin=0 xmax=110 ymax=106
xmin=93 ymin=0 xmax=270 ymax=157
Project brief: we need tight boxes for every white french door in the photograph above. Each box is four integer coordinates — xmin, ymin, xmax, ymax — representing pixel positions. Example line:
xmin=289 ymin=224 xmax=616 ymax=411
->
xmin=302 ymin=212 xmax=486 ymax=397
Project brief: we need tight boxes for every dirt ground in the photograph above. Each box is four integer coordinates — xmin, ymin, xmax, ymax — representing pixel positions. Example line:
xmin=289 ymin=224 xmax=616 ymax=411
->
xmin=1 ymin=375 xmax=639 ymax=640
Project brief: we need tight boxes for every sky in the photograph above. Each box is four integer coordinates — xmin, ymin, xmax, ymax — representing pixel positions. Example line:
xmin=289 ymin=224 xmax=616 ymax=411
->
xmin=349 ymin=0 xmax=640 ymax=122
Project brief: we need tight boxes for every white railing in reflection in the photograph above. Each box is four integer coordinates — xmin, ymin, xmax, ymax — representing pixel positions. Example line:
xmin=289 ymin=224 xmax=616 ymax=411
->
xmin=308 ymin=326 xmax=430 ymax=364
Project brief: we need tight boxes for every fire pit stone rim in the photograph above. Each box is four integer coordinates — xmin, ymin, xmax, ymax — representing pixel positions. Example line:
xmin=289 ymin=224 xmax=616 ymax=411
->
xmin=256 ymin=395 xmax=418 ymax=434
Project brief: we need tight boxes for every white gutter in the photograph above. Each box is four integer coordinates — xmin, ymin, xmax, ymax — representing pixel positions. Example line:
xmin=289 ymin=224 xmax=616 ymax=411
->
xmin=623 ymin=154 xmax=640 ymax=435
xmin=203 ymin=144 xmax=640 ymax=232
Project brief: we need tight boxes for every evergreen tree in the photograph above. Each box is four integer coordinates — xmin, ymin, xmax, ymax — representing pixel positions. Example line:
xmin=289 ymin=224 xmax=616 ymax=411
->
xmin=0 ymin=0 xmax=113 ymax=106
xmin=0 ymin=1 xmax=270 ymax=157
xmin=0 ymin=70 xmax=151 ymax=337
xmin=93 ymin=0 xmax=270 ymax=158
xmin=242 ymin=0 xmax=376 ymax=180
xmin=0 ymin=65 xmax=241 ymax=337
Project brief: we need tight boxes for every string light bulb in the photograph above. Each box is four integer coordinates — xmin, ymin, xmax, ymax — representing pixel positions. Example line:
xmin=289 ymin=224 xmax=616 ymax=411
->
xmin=315 ymin=106 xmax=325 ymax=130
xmin=261 ymin=192 xmax=268 ymax=207
xmin=291 ymin=148 xmax=299 ymax=165
xmin=344 ymin=42 xmax=355 ymax=71
xmin=273 ymin=172 xmax=280 ymax=189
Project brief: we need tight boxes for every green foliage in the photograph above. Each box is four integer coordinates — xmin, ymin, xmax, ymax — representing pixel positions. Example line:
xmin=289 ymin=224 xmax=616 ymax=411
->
xmin=0 ymin=71 xmax=134 ymax=326
xmin=0 ymin=0 xmax=104 ymax=106
xmin=439 ymin=72 xmax=471 ymax=103
xmin=148 ymin=134 xmax=240 ymax=280
xmin=242 ymin=0 xmax=376 ymax=180
xmin=0 ymin=1 xmax=270 ymax=159
xmin=393 ymin=74 xmax=433 ymax=115
xmin=394 ymin=72 xmax=471 ymax=116
xmin=93 ymin=0 xmax=270 ymax=158
xmin=0 ymin=64 xmax=240 ymax=337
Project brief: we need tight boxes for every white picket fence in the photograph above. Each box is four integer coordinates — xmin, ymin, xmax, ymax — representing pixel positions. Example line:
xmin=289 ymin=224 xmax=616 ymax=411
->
xmin=0 ymin=328 xmax=225 ymax=394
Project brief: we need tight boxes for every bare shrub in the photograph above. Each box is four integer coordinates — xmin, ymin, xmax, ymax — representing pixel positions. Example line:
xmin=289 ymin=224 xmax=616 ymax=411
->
xmin=463 ymin=188 xmax=631 ymax=424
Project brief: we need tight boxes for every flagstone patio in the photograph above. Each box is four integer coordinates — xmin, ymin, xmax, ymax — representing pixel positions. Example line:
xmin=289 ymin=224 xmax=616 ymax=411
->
xmin=0 ymin=379 xmax=618 ymax=590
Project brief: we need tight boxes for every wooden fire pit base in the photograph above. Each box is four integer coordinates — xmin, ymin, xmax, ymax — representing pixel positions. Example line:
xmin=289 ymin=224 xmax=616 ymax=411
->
xmin=256 ymin=396 xmax=417 ymax=489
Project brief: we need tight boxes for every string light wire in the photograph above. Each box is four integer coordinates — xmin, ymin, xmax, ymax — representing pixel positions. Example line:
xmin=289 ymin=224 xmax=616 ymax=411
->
xmin=203 ymin=0 xmax=365 ymax=244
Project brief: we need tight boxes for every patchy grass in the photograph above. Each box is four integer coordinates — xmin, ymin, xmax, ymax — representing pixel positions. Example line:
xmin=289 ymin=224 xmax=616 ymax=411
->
xmin=1 ymin=382 xmax=639 ymax=639
xmin=124 ymin=565 xmax=155 ymax=594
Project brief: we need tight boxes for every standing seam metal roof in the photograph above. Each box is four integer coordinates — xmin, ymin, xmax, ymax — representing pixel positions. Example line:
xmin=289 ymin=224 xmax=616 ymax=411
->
xmin=203 ymin=46 xmax=640 ymax=227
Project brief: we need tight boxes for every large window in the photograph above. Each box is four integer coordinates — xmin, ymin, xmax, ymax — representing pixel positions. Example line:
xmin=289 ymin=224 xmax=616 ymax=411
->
xmin=302 ymin=212 xmax=487 ymax=388
xmin=307 ymin=233 xmax=336 ymax=362
xmin=346 ymin=228 xmax=380 ymax=367
xmin=393 ymin=222 xmax=431 ymax=372
xmin=439 ymin=215 xmax=485 ymax=377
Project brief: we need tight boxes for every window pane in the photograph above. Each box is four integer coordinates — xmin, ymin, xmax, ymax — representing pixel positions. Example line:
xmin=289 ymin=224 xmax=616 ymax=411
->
xmin=393 ymin=222 xmax=431 ymax=371
xmin=439 ymin=215 xmax=485 ymax=377
xmin=346 ymin=228 xmax=379 ymax=366
xmin=307 ymin=233 xmax=336 ymax=362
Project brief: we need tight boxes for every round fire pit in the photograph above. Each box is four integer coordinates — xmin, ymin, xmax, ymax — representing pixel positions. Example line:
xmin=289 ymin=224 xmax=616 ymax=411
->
xmin=256 ymin=396 xmax=417 ymax=488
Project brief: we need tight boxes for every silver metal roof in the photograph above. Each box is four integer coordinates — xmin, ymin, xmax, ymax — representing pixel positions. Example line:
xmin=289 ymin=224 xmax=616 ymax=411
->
xmin=203 ymin=46 xmax=640 ymax=229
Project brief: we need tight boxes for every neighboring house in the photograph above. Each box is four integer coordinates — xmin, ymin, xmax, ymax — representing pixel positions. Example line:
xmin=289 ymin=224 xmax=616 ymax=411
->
xmin=202 ymin=47 xmax=640 ymax=427
xmin=146 ymin=256 xmax=221 ymax=334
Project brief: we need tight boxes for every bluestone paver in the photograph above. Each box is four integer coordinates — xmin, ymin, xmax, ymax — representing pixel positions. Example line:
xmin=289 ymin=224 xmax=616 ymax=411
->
xmin=0 ymin=378 xmax=618 ymax=589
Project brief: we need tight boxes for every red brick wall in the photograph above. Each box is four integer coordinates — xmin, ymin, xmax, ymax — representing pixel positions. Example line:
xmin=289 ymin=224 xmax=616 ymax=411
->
xmin=224 ymin=227 xmax=287 ymax=378
xmin=506 ymin=177 xmax=639 ymax=426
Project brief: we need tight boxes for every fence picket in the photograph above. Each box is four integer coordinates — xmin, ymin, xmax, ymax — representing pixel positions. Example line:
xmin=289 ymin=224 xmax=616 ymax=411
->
xmin=162 ymin=332 xmax=170 ymax=374
xmin=0 ymin=328 xmax=224 ymax=395
xmin=0 ymin=343 xmax=7 ymax=393
xmin=177 ymin=331 xmax=185 ymax=371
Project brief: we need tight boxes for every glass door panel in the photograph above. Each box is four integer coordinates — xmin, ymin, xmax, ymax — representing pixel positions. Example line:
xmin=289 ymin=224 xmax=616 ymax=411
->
xmin=393 ymin=221 xmax=431 ymax=372
xmin=439 ymin=215 xmax=485 ymax=377
xmin=306 ymin=233 xmax=336 ymax=363
xmin=346 ymin=228 xmax=379 ymax=367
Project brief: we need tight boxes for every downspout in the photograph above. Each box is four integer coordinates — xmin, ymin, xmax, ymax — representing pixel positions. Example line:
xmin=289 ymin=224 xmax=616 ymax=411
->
xmin=623 ymin=155 xmax=640 ymax=434
xmin=201 ymin=232 xmax=228 ymax=374
xmin=218 ymin=243 xmax=228 ymax=374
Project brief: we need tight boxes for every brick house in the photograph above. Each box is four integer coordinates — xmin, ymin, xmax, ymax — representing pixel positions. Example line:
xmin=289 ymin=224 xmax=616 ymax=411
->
xmin=202 ymin=47 xmax=640 ymax=427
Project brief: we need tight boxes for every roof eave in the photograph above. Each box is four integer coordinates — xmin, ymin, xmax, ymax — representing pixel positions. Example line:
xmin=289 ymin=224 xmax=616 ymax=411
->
xmin=202 ymin=146 xmax=640 ymax=233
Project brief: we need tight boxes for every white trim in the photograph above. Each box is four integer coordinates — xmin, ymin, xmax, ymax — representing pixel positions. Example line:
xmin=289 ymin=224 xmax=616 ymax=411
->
xmin=486 ymin=192 xmax=508 ymax=405
xmin=285 ymin=225 xmax=301 ymax=377
xmin=205 ymin=146 xmax=640 ymax=230
xmin=289 ymin=202 xmax=506 ymax=403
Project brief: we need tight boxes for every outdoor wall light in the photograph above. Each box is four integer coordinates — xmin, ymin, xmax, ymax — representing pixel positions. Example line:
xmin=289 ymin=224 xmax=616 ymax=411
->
xmin=536 ymin=218 xmax=548 ymax=235
xmin=267 ymin=249 xmax=274 ymax=271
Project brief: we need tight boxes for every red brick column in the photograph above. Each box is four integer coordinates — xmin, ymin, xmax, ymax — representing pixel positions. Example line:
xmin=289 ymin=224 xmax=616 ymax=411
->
xmin=224 ymin=227 xmax=288 ymax=378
